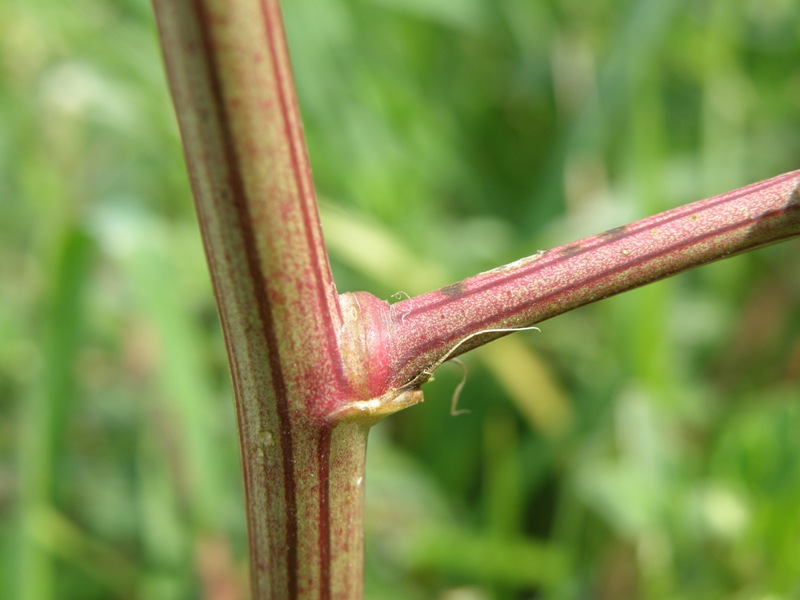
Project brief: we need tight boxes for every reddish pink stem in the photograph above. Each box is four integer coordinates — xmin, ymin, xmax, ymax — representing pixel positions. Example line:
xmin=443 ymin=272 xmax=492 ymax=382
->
xmin=152 ymin=1 xmax=382 ymax=598
xmin=386 ymin=171 xmax=800 ymax=390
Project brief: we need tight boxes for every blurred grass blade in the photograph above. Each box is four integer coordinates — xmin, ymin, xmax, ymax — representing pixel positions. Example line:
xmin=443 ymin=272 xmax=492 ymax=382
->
xmin=27 ymin=506 xmax=140 ymax=594
xmin=127 ymin=242 xmax=224 ymax=530
xmin=320 ymin=201 xmax=448 ymax=292
xmin=404 ymin=526 xmax=567 ymax=588
xmin=18 ymin=226 xmax=93 ymax=600
xmin=481 ymin=336 xmax=572 ymax=436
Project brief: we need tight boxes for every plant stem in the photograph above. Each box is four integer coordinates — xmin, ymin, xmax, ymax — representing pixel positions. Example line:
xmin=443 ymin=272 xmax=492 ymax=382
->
xmin=152 ymin=1 xmax=405 ymax=597
xmin=388 ymin=171 xmax=800 ymax=389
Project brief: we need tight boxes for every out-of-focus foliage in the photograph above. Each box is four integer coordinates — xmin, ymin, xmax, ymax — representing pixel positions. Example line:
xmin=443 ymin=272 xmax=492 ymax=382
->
xmin=2 ymin=0 xmax=799 ymax=598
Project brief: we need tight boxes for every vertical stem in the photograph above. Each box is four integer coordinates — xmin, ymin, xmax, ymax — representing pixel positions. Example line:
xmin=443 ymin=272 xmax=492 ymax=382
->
xmin=153 ymin=1 xmax=374 ymax=597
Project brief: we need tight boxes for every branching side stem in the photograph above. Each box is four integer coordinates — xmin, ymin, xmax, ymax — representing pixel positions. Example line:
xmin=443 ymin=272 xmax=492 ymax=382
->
xmin=388 ymin=171 xmax=800 ymax=390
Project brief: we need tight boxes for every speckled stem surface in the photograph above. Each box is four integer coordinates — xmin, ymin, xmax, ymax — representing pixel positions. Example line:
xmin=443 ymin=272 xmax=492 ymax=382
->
xmin=388 ymin=171 xmax=800 ymax=390
xmin=152 ymin=1 xmax=389 ymax=598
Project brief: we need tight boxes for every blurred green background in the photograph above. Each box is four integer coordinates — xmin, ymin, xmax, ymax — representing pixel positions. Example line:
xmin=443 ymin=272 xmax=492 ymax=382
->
xmin=2 ymin=0 xmax=800 ymax=598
